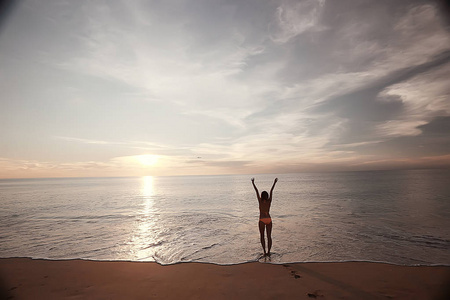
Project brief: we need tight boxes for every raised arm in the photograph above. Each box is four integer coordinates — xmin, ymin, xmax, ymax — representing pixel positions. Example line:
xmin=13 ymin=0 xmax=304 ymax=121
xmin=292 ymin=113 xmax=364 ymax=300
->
xmin=269 ymin=178 xmax=278 ymax=200
xmin=251 ymin=178 xmax=260 ymax=201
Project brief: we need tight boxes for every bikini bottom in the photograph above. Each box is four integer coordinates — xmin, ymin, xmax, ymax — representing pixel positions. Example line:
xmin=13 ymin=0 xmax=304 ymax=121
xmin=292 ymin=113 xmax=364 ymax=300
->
xmin=259 ymin=217 xmax=272 ymax=225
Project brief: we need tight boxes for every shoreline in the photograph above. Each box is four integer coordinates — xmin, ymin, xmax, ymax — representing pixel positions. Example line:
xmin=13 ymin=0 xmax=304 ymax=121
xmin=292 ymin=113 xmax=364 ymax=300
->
xmin=1 ymin=258 xmax=449 ymax=299
xmin=2 ymin=256 xmax=450 ymax=267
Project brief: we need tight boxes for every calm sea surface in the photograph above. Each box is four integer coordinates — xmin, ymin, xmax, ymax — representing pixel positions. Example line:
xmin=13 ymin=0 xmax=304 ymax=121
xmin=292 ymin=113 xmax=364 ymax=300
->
xmin=1 ymin=170 xmax=449 ymax=265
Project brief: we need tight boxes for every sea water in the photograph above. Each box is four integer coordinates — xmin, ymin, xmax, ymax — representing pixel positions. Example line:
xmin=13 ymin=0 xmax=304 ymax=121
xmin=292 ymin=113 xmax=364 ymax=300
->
xmin=1 ymin=170 xmax=449 ymax=265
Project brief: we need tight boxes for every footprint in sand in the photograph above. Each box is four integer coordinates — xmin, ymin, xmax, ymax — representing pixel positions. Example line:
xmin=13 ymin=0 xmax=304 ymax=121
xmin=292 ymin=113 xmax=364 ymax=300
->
xmin=282 ymin=264 xmax=302 ymax=279
xmin=307 ymin=290 xmax=324 ymax=298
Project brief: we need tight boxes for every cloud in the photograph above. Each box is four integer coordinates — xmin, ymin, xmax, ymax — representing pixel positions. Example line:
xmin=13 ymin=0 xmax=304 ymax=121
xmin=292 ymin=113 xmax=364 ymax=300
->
xmin=53 ymin=136 xmax=194 ymax=158
xmin=0 ymin=154 xmax=165 ymax=178
xmin=54 ymin=136 xmax=111 ymax=145
xmin=342 ymin=116 xmax=450 ymax=158
xmin=1 ymin=0 xmax=449 ymax=178
xmin=308 ymin=50 xmax=450 ymax=146
xmin=269 ymin=0 xmax=325 ymax=43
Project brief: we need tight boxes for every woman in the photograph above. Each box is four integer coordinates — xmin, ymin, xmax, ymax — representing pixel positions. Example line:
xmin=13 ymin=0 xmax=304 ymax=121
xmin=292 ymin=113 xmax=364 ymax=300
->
xmin=251 ymin=177 xmax=278 ymax=257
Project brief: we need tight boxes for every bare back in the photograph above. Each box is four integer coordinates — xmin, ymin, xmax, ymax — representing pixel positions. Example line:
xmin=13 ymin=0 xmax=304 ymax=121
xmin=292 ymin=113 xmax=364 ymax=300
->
xmin=259 ymin=198 xmax=271 ymax=219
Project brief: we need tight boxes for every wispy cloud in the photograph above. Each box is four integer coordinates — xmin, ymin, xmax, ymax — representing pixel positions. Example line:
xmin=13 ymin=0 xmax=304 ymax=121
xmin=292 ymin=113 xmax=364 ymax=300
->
xmin=54 ymin=136 xmax=111 ymax=145
xmin=1 ymin=0 xmax=449 ymax=178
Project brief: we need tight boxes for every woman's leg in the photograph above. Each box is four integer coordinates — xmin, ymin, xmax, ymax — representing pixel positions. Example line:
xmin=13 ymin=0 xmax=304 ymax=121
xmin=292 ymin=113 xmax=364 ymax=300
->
xmin=258 ymin=221 xmax=266 ymax=255
xmin=267 ymin=222 xmax=272 ymax=256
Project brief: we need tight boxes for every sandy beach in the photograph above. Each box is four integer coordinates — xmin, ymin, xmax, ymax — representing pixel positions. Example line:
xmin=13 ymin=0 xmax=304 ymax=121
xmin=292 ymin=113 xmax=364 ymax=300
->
xmin=0 ymin=258 xmax=449 ymax=299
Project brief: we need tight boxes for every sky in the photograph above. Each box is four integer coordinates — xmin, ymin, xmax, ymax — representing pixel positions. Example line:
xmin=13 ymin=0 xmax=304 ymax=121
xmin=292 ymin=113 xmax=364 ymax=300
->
xmin=1 ymin=0 xmax=450 ymax=178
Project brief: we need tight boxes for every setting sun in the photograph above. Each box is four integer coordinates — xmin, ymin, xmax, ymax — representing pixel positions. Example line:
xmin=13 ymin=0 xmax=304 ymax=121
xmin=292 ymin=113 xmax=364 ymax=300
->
xmin=136 ymin=155 xmax=159 ymax=166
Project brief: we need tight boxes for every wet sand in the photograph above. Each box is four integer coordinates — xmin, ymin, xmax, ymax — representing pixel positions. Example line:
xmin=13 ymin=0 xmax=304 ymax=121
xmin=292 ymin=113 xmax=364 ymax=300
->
xmin=1 ymin=258 xmax=449 ymax=299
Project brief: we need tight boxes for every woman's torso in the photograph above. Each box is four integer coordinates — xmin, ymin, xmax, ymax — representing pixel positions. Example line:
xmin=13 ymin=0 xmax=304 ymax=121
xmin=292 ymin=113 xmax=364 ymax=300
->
xmin=259 ymin=199 xmax=271 ymax=218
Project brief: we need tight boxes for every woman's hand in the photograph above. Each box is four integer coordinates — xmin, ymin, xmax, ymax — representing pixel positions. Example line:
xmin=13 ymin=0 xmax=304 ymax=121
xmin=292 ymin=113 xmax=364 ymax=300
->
xmin=251 ymin=178 xmax=255 ymax=183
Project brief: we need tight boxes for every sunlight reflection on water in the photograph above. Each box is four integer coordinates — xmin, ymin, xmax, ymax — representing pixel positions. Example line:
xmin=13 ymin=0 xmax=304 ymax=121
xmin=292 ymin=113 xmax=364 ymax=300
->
xmin=1 ymin=171 xmax=450 ymax=265
xmin=134 ymin=176 xmax=159 ymax=260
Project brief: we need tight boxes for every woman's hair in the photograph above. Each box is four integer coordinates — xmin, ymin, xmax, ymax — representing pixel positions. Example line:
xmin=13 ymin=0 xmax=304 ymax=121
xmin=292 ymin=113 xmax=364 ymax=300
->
xmin=261 ymin=191 xmax=269 ymax=201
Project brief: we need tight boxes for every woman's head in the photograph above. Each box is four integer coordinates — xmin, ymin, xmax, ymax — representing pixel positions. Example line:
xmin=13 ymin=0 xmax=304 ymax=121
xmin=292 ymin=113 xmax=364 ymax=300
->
xmin=261 ymin=191 xmax=269 ymax=201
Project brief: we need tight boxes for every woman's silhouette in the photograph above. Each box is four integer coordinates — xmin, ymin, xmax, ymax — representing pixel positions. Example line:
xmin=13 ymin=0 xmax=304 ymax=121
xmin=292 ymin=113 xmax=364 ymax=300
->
xmin=251 ymin=177 xmax=278 ymax=256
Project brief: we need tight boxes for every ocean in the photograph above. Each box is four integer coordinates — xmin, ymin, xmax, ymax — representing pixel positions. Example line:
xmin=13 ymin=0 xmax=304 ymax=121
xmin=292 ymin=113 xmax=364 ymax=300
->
xmin=1 ymin=170 xmax=449 ymax=265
